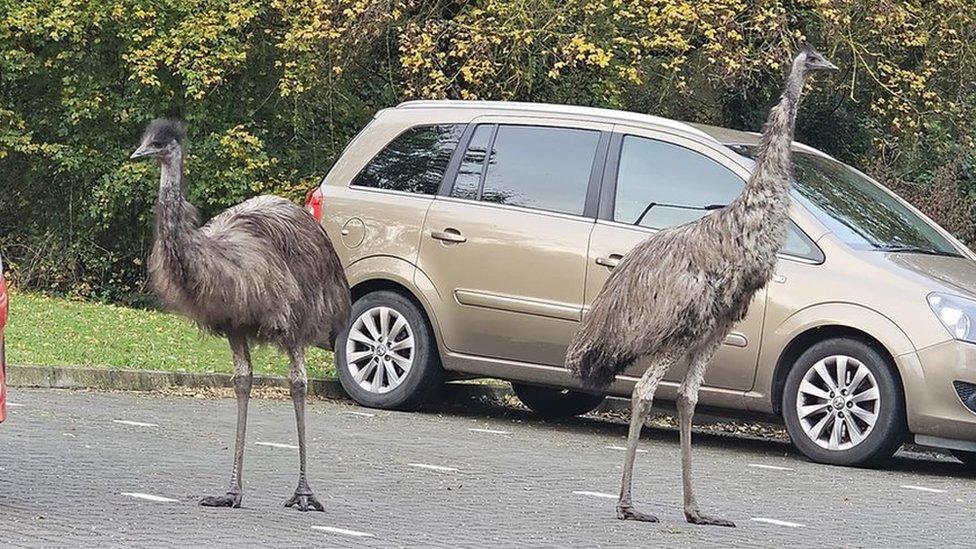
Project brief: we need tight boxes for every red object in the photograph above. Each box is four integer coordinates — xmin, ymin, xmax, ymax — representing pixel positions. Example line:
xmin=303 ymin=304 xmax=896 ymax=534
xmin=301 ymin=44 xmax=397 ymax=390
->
xmin=305 ymin=186 xmax=324 ymax=222
xmin=0 ymin=254 xmax=7 ymax=423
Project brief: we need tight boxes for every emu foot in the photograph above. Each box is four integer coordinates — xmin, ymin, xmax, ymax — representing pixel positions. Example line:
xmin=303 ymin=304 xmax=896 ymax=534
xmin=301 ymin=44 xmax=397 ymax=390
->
xmin=285 ymin=491 xmax=324 ymax=512
xmin=200 ymin=492 xmax=242 ymax=508
xmin=685 ymin=510 xmax=735 ymax=528
xmin=616 ymin=504 xmax=658 ymax=523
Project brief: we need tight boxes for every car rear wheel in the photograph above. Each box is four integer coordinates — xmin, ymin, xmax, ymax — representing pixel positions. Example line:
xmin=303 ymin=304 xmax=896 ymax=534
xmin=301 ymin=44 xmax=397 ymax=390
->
xmin=511 ymin=383 xmax=605 ymax=418
xmin=782 ymin=338 xmax=907 ymax=466
xmin=335 ymin=290 xmax=442 ymax=410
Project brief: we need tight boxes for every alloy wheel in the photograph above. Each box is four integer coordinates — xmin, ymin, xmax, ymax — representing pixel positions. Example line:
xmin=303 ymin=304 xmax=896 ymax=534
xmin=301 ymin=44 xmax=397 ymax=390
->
xmin=796 ymin=355 xmax=881 ymax=451
xmin=345 ymin=306 xmax=415 ymax=394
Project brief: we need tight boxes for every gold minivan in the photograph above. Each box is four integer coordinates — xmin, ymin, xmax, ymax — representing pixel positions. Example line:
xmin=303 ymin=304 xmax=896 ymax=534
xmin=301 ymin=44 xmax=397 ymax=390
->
xmin=312 ymin=100 xmax=976 ymax=467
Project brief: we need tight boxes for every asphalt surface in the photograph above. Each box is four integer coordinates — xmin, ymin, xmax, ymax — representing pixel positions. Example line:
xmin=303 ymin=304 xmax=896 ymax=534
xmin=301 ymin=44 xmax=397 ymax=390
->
xmin=2 ymin=388 xmax=975 ymax=548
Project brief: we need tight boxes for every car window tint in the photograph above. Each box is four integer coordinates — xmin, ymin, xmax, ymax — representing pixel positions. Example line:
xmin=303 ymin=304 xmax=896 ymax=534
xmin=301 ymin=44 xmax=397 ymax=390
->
xmin=614 ymin=136 xmax=743 ymax=229
xmin=451 ymin=124 xmax=493 ymax=200
xmin=352 ymin=124 xmax=464 ymax=195
xmin=480 ymin=125 xmax=600 ymax=216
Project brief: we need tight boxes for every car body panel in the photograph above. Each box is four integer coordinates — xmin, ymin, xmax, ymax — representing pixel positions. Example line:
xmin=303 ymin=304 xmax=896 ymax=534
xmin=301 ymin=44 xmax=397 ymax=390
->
xmin=319 ymin=99 xmax=976 ymax=450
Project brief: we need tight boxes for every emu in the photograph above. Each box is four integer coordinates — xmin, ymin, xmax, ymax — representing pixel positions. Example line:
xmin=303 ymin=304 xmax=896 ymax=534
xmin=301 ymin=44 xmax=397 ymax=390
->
xmin=130 ymin=120 xmax=351 ymax=512
xmin=565 ymin=46 xmax=837 ymax=527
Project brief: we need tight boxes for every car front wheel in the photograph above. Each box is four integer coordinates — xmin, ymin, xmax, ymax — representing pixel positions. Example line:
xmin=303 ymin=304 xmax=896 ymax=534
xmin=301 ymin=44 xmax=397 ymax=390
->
xmin=782 ymin=338 xmax=907 ymax=466
xmin=511 ymin=383 xmax=605 ymax=418
xmin=335 ymin=290 xmax=442 ymax=410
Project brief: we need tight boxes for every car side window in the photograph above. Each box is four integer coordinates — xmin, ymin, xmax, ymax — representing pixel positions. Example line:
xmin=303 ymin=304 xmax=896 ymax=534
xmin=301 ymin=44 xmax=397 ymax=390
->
xmin=614 ymin=135 xmax=743 ymax=229
xmin=782 ymin=221 xmax=825 ymax=262
xmin=352 ymin=124 xmax=465 ymax=195
xmin=455 ymin=124 xmax=599 ymax=216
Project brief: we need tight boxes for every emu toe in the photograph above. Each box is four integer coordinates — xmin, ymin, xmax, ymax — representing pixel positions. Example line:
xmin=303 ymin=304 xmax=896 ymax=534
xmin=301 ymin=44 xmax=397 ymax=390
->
xmin=285 ymin=491 xmax=325 ymax=512
xmin=616 ymin=504 xmax=658 ymax=523
xmin=686 ymin=511 xmax=735 ymax=528
xmin=199 ymin=492 xmax=243 ymax=508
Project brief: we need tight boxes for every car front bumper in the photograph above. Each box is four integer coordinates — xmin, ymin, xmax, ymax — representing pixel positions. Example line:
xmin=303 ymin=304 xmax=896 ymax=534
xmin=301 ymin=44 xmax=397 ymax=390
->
xmin=901 ymin=339 xmax=976 ymax=444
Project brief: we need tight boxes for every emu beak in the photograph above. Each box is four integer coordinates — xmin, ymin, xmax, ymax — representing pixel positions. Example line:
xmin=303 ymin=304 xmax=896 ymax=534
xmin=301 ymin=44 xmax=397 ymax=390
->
xmin=130 ymin=144 xmax=152 ymax=160
xmin=822 ymin=59 xmax=839 ymax=71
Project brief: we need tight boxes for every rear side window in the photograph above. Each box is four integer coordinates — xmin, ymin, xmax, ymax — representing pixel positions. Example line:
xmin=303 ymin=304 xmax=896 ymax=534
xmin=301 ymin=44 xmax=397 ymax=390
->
xmin=614 ymin=136 xmax=743 ymax=229
xmin=451 ymin=124 xmax=600 ymax=216
xmin=352 ymin=124 xmax=464 ymax=195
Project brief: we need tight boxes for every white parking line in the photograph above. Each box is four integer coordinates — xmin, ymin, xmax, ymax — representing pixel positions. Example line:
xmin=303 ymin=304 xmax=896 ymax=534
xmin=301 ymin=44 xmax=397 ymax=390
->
xmin=408 ymin=463 xmax=458 ymax=473
xmin=112 ymin=420 xmax=158 ymax=427
xmin=341 ymin=410 xmax=376 ymax=418
xmin=747 ymin=463 xmax=794 ymax=471
xmin=7 ymin=403 xmax=23 ymax=408
xmin=311 ymin=525 xmax=375 ymax=538
xmin=255 ymin=441 xmax=298 ymax=449
xmin=605 ymin=445 xmax=647 ymax=454
xmin=751 ymin=517 xmax=805 ymax=528
xmin=573 ymin=491 xmax=617 ymax=500
xmin=468 ymin=428 xmax=512 ymax=435
xmin=121 ymin=492 xmax=178 ymax=503
xmin=901 ymin=485 xmax=947 ymax=494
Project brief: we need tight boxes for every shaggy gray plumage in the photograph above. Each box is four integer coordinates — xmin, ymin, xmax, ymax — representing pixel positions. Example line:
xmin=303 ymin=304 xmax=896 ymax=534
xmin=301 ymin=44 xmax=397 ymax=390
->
xmin=565 ymin=45 xmax=837 ymax=527
xmin=131 ymin=119 xmax=351 ymax=512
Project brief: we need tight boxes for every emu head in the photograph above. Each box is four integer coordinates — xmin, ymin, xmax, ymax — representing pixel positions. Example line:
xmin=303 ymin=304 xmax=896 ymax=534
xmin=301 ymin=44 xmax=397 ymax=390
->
xmin=130 ymin=118 xmax=186 ymax=161
xmin=798 ymin=43 xmax=838 ymax=73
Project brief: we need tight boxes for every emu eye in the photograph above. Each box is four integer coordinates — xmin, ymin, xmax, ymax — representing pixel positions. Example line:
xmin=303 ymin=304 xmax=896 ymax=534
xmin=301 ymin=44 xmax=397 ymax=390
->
xmin=150 ymin=140 xmax=163 ymax=148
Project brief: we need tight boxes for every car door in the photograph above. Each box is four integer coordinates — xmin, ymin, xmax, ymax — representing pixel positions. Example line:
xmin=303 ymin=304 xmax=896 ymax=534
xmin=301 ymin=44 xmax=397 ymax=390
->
xmin=417 ymin=118 xmax=610 ymax=366
xmin=584 ymin=128 xmax=764 ymax=391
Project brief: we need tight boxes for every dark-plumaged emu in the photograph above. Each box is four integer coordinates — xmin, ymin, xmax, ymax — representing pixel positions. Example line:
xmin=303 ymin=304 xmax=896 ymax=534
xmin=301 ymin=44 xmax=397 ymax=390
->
xmin=565 ymin=45 xmax=838 ymax=527
xmin=130 ymin=120 xmax=351 ymax=511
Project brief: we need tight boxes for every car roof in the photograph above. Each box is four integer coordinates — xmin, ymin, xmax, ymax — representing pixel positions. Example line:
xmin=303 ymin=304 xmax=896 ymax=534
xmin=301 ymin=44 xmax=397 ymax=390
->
xmin=395 ymin=100 xmax=827 ymax=157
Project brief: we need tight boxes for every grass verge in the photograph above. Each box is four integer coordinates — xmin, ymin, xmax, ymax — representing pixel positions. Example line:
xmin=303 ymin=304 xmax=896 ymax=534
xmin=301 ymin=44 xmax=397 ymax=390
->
xmin=5 ymin=291 xmax=335 ymax=378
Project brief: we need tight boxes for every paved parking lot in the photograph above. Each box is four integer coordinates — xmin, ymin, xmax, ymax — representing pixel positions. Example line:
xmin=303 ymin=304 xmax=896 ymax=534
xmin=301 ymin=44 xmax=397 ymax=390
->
xmin=2 ymin=387 xmax=974 ymax=548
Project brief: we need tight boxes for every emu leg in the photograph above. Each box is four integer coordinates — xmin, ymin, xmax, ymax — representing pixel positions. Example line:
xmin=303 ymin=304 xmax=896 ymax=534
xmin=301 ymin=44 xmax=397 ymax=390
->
xmin=284 ymin=347 xmax=324 ymax=512
xmin=617 ymin=352 xmax=677 ymax=522
xmin=678 ymin=338 xmax=735 ymax=528
xmin=201 ymin=334 xmax=252 ymax=508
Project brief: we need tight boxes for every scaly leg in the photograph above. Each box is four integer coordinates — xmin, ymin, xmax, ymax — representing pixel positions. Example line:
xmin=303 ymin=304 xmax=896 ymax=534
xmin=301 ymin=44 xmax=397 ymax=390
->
xmin=678 ymin=336 xmax=735 ymax=528
xmin=617 ymin=351 xmax=679 ymax=522
xmin=201 ymin=334 xmax=252 ymax=508
xmin=284 ymin=347 xmax=324 ymax=512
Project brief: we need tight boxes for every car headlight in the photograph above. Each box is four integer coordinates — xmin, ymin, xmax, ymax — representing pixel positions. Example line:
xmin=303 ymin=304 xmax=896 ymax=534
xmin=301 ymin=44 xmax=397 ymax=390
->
xmin=927 ymin=292 xmax=976 ymax=343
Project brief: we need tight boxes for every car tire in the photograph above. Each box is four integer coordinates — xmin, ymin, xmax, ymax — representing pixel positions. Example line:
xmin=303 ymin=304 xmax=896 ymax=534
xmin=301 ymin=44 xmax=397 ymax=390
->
xmin=335 ymin=290 xmax=442 ymax=410
xmin=782 ymin=337 xmax=907 ymax=466
xmin=950 ymin=450 xmax=976 ymax=468
xmin=511 ymin=383 xmax=605 ymax=418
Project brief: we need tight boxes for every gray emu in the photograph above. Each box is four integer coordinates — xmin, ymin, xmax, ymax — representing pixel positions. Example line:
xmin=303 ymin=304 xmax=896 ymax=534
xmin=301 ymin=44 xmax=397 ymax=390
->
xmin=565 ymin=45 xmax=837 ymax=527
xmin=130 ymin=120 xmax=351 ymax=512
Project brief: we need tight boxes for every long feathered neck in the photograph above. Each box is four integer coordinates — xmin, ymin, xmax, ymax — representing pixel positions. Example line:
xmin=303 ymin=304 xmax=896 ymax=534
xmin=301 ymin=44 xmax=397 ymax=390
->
xmin=725 ymin=55 xmax=808 ymax=247
xmin=153 ymin=145 xmax=201 ymax=273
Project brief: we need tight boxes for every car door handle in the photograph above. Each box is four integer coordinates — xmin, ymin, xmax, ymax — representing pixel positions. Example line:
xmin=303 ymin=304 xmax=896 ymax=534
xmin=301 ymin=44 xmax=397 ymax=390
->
xmin=431 ymin=229 xmax=466 ymax=243
xmin=596 ymin=254 xmax=623 ymax=268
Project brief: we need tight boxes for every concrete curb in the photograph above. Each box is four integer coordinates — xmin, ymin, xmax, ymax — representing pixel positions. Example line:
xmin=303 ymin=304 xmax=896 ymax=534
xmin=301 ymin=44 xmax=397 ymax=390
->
xmin=7 ymin=364 xmax=512 ymax=405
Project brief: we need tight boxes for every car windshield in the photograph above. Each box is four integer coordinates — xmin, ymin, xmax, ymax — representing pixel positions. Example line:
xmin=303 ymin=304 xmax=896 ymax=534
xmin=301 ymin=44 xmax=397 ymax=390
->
xmin=731 ymin=145 xmax=962 ymax=257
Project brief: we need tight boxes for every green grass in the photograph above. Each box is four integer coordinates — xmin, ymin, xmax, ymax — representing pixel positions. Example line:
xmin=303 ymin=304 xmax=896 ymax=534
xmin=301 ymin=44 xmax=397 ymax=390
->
xmin=5 ymin=291 xmax=335 ymax=378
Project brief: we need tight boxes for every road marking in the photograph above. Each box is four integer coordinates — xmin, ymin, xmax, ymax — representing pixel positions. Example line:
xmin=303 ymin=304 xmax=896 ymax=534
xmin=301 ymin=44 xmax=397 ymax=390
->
xmin=121 ymin=492 xmax=178 ymax=503
xmin=605 ymin=445 xmax=647 ymax=454
xmin=468 ymin=428 xmax=512 ymax=435
xmin=751 ymin=517 xmax=805 ymax=528
xmin=341 ymin=410 xmax=376 ymax=418
xmin=112 ymin=420 xmax=158 ymax=427
xmin=311 ymin=526 xmax=375 ymax=538
xmin=7 ymin=403 xmax=23 ymax=407
xmin=901 ymin=485 xmax=947 ymax=494
xmin=747 ymin=463 xmax=794 ymax=471
xmin=255 ymin=441 xmax=299 ymax=449
xmin=573 ymin=491 xmax=617 ymax=500
xmin=63 ymin=433 xmax=76 ymax=438
xmin=407 ymin=463 xmax=458 ymax=473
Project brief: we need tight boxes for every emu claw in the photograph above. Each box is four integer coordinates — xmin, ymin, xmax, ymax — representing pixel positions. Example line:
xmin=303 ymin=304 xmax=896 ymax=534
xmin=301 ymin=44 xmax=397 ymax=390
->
xmin=285 ymin=491 xmax=325 ymax=512
xmin=200 ymin=492 xmax=242 ymax=508
xmin=616 ymin=504 xmax=658 ymax=523
xmin=686 ymin=511 xmax=736 ymax=528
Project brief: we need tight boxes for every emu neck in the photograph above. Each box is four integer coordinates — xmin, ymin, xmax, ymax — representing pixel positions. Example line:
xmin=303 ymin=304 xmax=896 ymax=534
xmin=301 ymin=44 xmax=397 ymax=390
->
xmin=728 ymin=60 xmax=807 ymax=251
xmin=154 ymin=146 xmax=200 ymax=255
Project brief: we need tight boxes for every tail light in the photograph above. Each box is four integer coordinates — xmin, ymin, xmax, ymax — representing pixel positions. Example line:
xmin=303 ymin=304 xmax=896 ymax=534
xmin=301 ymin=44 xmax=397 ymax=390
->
xmin=305 ymin=186 xmax=324 ymax=222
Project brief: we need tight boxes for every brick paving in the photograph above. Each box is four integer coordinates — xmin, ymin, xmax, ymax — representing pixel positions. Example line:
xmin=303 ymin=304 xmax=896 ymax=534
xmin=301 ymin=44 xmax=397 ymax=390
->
xmin=2 ymin=388 xmax=974 ymax=548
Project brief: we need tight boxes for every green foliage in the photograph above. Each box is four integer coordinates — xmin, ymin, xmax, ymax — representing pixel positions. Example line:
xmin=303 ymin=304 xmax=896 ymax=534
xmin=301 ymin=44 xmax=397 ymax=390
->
xmin=6 ymin=290 xmax=336 ymax=377
xmin=1 ymin=0 xmax=974 ymax=302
